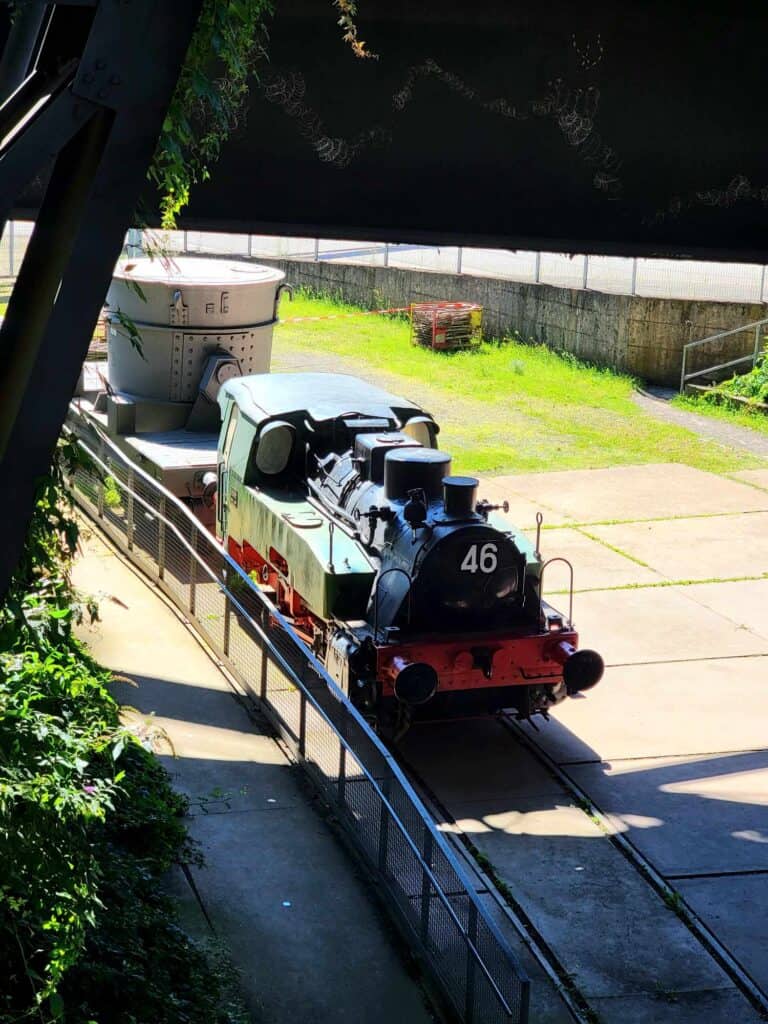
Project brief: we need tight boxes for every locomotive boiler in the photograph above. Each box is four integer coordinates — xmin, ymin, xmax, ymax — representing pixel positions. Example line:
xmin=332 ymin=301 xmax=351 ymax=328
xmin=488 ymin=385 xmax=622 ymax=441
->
xmin=215 ymin=371 xmax=604 ymax=736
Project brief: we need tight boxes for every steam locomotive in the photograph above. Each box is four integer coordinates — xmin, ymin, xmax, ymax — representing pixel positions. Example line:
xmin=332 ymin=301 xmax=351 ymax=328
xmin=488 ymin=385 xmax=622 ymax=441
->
xmin=215 ymin=371 xmax=604 ymax=736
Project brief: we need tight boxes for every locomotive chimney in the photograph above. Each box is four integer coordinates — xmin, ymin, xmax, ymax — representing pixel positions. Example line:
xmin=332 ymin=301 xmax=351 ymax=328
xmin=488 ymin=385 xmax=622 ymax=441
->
xmin=443 ymin=476 xmax=479 ymax=517
xmin=384 ymin=448 xmax=451 ymax=502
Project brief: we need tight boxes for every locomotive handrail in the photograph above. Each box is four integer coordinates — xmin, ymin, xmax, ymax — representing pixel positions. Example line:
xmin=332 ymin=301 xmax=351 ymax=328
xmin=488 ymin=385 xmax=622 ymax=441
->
xmin=306 ymin=478 xmax=360 ymax=533
xmin=538 ymin=557 xmax=574 ymax=629
xmin=372 ymin=566 xmax=413 ymax=641
xmin=66 ymin=403 xmax=530 ymax=1024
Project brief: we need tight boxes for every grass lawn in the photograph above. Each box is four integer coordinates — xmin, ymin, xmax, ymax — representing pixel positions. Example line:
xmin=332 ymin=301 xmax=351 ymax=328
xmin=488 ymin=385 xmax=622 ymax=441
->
xmin=273 ymin=291 xmax=767 ymax=476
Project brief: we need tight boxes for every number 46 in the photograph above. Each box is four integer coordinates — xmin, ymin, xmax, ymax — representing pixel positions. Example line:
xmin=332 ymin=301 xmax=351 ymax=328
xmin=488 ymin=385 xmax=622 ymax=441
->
xmin=460 ymin=542 xmax=498 ymax=574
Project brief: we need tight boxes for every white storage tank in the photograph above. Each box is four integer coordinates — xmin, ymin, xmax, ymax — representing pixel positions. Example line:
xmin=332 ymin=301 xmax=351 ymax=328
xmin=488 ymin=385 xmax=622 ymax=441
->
xmin=106 ymin=257 xmax=287 ymax=402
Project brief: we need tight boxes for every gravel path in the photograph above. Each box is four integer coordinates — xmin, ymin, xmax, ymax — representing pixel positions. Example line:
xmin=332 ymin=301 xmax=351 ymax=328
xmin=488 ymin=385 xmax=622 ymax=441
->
xmin=633 ymin=386 xmax=768 ymax=458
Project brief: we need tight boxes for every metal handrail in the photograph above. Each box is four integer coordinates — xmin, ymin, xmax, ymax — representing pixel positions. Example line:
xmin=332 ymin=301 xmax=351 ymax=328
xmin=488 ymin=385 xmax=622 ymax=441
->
xmin=77 ymin=435 xmax=510 ymax=1006
xmin=67 ymin=406 xmax=529 ymax=1023
xmin=680 ymin=316 xmax=768 ymax=392
xmin=538 ymin=557 xmax=574 ymax=628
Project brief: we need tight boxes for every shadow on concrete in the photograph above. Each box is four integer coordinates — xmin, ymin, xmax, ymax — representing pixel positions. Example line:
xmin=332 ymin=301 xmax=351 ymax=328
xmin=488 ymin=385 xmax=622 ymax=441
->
xmin=398 ymin=715 xmax=768 ymax=1020
xmin=107 ymin=668 xmax=436 ymax=1024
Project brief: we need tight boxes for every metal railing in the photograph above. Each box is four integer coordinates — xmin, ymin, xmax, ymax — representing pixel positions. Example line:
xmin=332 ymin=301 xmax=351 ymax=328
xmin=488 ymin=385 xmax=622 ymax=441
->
xmin=680 ymin=317 xmax=768 ymax=392
xmin=4 ymin=222 xmax=768 ymax=303
xmin=66 ymin=410 xmax=530 ymax=1024
xmin=162 ymin=230 xmax=768 ymax=304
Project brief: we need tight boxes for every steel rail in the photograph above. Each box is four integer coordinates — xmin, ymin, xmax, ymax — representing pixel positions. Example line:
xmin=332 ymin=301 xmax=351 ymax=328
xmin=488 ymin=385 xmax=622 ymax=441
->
xmin=501 ymin=715 xmax=768 ymax=1020
xmin=67 ymin=408 xmax=530 ymax=1023
xmin=394 ymin=741 xmax=598 ymax=1024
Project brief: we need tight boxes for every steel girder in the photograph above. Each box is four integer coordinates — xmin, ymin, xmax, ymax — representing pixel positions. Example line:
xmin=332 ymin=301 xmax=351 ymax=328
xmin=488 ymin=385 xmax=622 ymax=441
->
xmin=0 ymin=0 xmax=203 ymax=602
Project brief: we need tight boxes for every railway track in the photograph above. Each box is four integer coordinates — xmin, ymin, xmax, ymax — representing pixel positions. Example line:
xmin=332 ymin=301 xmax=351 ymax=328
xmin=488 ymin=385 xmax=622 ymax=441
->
xmin=396 ymin=713 xmax=768 ymax=1024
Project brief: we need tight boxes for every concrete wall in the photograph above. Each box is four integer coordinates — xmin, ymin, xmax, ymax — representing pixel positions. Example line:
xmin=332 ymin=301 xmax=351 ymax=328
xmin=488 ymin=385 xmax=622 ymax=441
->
xmin=261 ymin=258 xmax=766 ymax=386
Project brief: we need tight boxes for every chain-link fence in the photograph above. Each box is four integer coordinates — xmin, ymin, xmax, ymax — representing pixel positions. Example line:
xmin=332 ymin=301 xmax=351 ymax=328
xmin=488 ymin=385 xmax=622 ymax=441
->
xmin=67 ymin=409 xmax=530 ymax=1024
xmin=154 ymin=230 xmax=768 ymax=304
xmin=3 ymin=222 xmax=766 ymax=304
xmin=0 ymin=221 xmax=33 ymax=280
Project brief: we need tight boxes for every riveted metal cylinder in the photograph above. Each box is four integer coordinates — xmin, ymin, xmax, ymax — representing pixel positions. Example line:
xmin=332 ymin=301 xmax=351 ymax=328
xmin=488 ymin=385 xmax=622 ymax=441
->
xmin=383 ymin=448 xmax=452 ymax=502
xmin=105 ymin=257 xmax=286 ymax=402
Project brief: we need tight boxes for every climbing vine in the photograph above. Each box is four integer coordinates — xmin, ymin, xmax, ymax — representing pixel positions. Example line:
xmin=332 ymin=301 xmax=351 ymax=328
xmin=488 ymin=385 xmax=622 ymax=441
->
xmin=148 ymin=0 xmax=374 ymax=228
xmin=333 ymin=0 xmax=377 ymax=60
xmin=148 ymin=0 xmax=272 ymax=228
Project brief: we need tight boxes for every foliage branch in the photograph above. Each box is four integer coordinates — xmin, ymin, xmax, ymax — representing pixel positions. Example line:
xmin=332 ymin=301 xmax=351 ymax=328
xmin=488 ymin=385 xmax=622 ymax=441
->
xmin=147 ymin=0 xmax=375 ymax=228
xmin=0 ymin=444 xmax=245 ymax=1022
xmin=148 ymin=0 xmax=272 ymax=229
xmin=702 ymin=341 xmax=768 ymax=406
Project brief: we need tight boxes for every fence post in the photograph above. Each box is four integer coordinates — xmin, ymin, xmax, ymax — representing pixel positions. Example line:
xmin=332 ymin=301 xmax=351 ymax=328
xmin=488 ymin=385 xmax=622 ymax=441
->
xmin=313 ymin=238 xmax=319 ymax=262
xmin=8 ymin=220 xmax=14 ymax=277
xmin=298 ymin=688 xmax=307 ymax=758
xmin=189 ymin=525 xmax=197 ymax=615
xmin=126 ymin=469 xmax=135 ymax=551
xmin=338 ymin=741 xmax=347 ymax=806
xmin=182 ymin=229 xmax=189 ymax=253
xmin=260 ymin=648 xmax=268 ymax=699
xmin=464 ymin=902 xmax=478 ymax=1024
xmin=760 ymin=264 xmax=767 ymax=304
xmin=222 ymin=569 xmax=231 ymax=657
xmin=378 ymin=775 xmax=391 ymax=874
xmin=158 ymin=496 xmax=166 ymax=579
xmin=247 ymin=234 xmax=253 ymax=258
xmin=456 ymin=247 xmax=463 ymax=275
xmin=582 ymin=254 xmax=589 ymax=290
xmin=534 ymin=251 xmax=541 ymax=284
xmin=420 ymin=825 xmax=433 ymax=943
xmin=97 ymin=438 xmax=105 ymax=519
xmin=126 ymin=227 xmax=142 ymax=257
xmin=680 ymin=345 xmax=687 ymax=393
xmin=631 ymin=257 xmax=638 ymax=296
xmin=753 ymin=323 xmax=762 ymax=368
xmin=384 ymin=242 xmax=389 ymax=268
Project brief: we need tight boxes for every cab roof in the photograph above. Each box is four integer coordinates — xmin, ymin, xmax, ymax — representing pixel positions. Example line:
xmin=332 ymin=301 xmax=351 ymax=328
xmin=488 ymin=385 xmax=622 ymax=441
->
xmin=219 ymin=372 xmax=424 ymax=427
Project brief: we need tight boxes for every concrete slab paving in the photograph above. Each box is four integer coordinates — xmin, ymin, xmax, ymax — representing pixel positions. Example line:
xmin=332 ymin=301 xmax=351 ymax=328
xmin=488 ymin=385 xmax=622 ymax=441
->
xmin=732 ymin=468 xmax=768 ymax=491
xmin=486 ymin=464 xmax=768 ymax=523
xmin=74 ymin=532 xmax=230 ymax=690
xmin=676 ymin=875 xmax=768 ymax=994
xmin=188 ymin=804 xmax=434 ymax=1024
xmin=589 ymin=988 xmax=764 ymax=1024
xmin=520 ymin=656 xmax=768 ymax=763
xmin=681 ymin=578 xmax=768 ymax=641
xmin=589 ymin=512 xmax=768 ymax=581
xmin=399 ymin=719 xmax=567 ymax=804
xmin=568 ymin=751 xmax=768 ymax=875
xmin=475 ymin=476 xmax=575 ymax=528
xmin=433 ymin=789 xmax=739 ymax=1004
xmin=407 ymin=718 xmax=753 ymax=1019
xmin=538 ymin=526 xmax=663 ymax=592
xmin=72 ymin=528 xmax=436 ymax=1024
xmin=572 ymin=585 xmax=768 ymax=665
